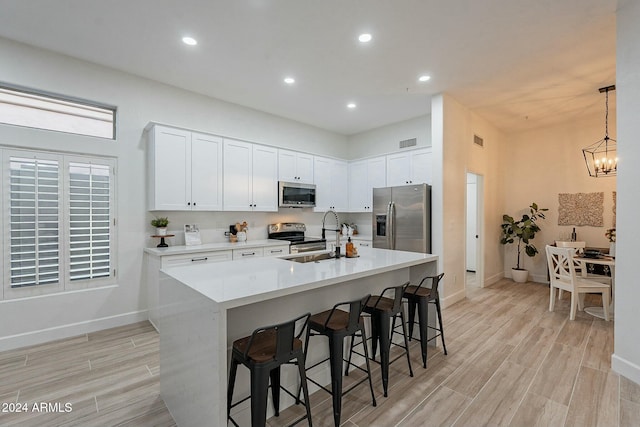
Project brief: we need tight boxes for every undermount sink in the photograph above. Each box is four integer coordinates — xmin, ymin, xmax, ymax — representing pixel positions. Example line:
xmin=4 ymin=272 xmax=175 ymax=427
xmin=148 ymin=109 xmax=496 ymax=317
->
xmin=284 ymin=252 xmax=339 ymax=263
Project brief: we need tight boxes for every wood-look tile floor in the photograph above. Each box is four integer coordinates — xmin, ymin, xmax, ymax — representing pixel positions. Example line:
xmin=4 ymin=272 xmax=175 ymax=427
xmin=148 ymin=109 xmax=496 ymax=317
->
xmin=0 ymin=279 xmax=638 ymax=426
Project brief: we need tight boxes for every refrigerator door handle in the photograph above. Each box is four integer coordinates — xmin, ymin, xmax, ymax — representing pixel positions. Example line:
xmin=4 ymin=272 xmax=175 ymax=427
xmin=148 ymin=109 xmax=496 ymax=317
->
xmin=386 ymin=201 xmax=393 ymax=249
xmin=389 ymin=201 xmax=396 ymax=250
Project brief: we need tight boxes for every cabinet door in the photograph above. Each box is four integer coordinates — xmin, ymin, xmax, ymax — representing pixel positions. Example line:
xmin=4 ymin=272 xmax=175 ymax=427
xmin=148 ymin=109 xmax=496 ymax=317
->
xmin=223 ymin=139 xmax=253 ymax=211
xmin=278 ymin=149 xmax=298 ymax=182
xmin=366 ymin=157 xmax=386 ymax=211
xmin=296 ymin=153 xmax=315 ymax=184
xmin=331 ymin=160 xmax=349 ymax=212
xmin=411 ymin=148 xmax=432 ymax=184
xmin=264 ymin=245 xmax=290 ymax=256
xmin=348 ymin=160 xmax=368 ymax=212
xmin=149 ymin=126 xmax=190 ymax=210
xmin=313 ymin=156 xmax=332 ymax=211
xmin=191 ymin=133 xmax=223 ymax=210
xmin=252 ymin=145 xmax=278 ymax=212
xmin=386 ymin=152 xmax=411 ymax=186
xmin=232 ymin=247 xmax=265 ymax=259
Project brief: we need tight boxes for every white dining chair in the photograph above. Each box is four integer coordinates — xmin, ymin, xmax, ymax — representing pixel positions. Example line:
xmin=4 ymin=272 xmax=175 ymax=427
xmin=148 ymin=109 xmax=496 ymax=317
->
xmin=546 ymin=245 xmax=610 ymax=321
xmin=555 ymin=240 xmax=612 ymax=286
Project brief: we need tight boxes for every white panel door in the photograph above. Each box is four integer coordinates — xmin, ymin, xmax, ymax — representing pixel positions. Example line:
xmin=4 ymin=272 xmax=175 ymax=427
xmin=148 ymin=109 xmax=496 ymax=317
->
xmin=411 ymin=148 xmax=432 ymax=185
xmin=223 ymin=140 xmax=253 ymax=211
xmin=386 ymin=152 xmax=411 ymax=186
xmin=278 ymin=149 xmax=298 ymax=182
xmin=252 ymin=145 xmax=278 ymax=212
xmin=191 ymin=133 xmax=223 ymax=211
xmin=348 ymin=160 xmax=368 ymax=212
xmin=313 ymin=156 xmax=332 ymax=211
xmin=295 ymin=153 xmax=314 ymax=184
xmin=151 ymin=126 xmax=189 ymax=210
xmin=331 ymin=160 xmax=349 ymax=212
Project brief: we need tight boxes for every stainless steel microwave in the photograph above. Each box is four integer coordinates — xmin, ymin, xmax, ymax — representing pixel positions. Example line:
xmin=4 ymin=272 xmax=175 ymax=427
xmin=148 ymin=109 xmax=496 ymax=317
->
xmin=279 ymin=181 xmax=316 ymax=208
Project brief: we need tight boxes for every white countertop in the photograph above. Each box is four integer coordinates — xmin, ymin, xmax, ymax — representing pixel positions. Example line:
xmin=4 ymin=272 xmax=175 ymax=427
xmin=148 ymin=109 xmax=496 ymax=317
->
xmin=161 ymin=247 xmax=437 ymax=309
xmin=144 ymin=239 xmax=288 ymax=256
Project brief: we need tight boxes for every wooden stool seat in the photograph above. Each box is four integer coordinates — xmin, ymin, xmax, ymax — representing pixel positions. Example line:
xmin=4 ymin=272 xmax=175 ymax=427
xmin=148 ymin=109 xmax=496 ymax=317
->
xmin=233 ymin=330 xmax=303 ymax=363
xmin=404 ymin=273 xmax=447 ymax=369
xmin=364 ymin=296 xmax=395 ymax=312
xmin=301 ymin=296 xmax=376 ymax=427
xmin=227 ymin=313 xmax=313 ymax=427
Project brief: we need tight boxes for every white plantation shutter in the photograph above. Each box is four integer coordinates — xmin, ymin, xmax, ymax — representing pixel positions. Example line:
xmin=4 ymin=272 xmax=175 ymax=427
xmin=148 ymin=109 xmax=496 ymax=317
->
xmin=9 ymin=156 xmax=60 ymax=288
xmin=68 ymin=161 xmax=112 ymax=282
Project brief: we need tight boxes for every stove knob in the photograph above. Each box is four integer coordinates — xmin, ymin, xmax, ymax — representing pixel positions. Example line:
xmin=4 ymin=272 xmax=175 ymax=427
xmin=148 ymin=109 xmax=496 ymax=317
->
xmin=269 ymin=225 xmax=278 ymax=232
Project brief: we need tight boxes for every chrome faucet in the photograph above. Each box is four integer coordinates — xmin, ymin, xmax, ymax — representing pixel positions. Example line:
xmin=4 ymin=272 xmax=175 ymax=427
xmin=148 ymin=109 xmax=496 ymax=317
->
xmin=322 ymin=209 xmax=341 ymax=258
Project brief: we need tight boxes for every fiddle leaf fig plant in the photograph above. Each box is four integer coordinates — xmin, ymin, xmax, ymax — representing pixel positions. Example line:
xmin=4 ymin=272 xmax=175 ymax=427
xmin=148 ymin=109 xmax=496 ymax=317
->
xmin=500 ymin=203 xmax=548 ymax=270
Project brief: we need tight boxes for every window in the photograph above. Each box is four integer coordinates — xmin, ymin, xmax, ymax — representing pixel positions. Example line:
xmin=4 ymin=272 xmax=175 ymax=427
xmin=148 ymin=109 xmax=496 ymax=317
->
xmin=0 ymin=83 xmax=116 ymax=139
xmin=2 ymin=148 xmax=116 ymax=299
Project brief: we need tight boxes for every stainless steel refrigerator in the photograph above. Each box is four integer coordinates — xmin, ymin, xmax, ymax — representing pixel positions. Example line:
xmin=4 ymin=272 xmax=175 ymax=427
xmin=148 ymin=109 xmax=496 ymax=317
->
xmin=373 ymin=184 xmax=431 ymax=253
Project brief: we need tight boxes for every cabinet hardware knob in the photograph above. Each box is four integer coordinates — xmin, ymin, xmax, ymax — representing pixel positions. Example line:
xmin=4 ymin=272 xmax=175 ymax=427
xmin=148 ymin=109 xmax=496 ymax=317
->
xmin=188 ymin=202 xmax=191 ymax=205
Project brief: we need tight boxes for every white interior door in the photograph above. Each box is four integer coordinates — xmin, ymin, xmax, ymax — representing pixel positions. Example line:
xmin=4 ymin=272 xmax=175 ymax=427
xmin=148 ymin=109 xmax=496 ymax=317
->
xmin=466 ymin=173 xmax=478 ymax=271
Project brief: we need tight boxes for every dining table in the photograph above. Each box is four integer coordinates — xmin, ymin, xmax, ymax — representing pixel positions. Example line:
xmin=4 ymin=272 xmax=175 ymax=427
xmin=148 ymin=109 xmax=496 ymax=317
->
xmin=575 ymin=254 xmax=615 ymax=320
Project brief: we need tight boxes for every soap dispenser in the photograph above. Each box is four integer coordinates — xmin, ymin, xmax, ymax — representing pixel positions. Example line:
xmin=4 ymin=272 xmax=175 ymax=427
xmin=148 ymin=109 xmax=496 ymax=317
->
xmin=346 ymin=237 xmax=354 ymax=258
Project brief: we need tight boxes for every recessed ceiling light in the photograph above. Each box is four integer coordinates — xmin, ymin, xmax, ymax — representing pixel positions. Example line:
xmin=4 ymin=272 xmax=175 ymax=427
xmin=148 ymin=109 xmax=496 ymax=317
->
xmin=284 ymin=77 xmax=295 ymax=85
xmin=347 ymin=103 xmax=357 ymax=109
xmin=418 ymin=75 xmax=431 ymax=82
xmin=182 ymin=36 xmax=198 ymax=46
xmin=358 ymin=33 xmax=372 ymax=43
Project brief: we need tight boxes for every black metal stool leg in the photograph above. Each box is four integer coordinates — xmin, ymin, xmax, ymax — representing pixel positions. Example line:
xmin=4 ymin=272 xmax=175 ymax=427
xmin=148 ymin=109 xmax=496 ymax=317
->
xmin=360 ymin=325 xmax=377 ymax=407
xmin=434 ymin=298 xmax=448 ymax=355
xmin=227 ymin=358 xmax=239 ymax=419
xmin=270 ymin=366 xmax=281 ymax=416
xmin=250 ymin=366 xmax=271 ymax=427
xmin=328 ymin=335 xmax=345 ymax=426
xmin=407 ymin=300 xmax=417 ymax=341
xmin=297 ymin=355 xmax=314 ymax=427
xmin=378 ymin=312 xmax=391 ymax=397
xmin=399 ymin=310 xmax=414 ymax=377
xmin=417 ymin=298 xmax=429 ymax=368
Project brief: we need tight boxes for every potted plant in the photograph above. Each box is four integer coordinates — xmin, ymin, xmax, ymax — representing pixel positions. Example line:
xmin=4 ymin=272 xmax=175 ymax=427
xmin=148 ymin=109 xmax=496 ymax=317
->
xmin=605 ymin=228 xmax=616 ymax=257
xmin=151 ymin=216 xmax=170 ymax=236
xmin=500 ymin=202 xmax=548 ymax=283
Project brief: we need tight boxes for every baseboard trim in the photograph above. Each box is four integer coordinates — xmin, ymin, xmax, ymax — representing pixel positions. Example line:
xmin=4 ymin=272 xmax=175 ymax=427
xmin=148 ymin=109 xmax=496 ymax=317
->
xmin=0 ymin=310 xmax=149 ymax=352
xmin=484 ymin=272 xmax=504 ymax=287
xmin=612 ymin=353 xmax=640 ymax=386
xmin=441 ymin=288 xmax=466 ymax=309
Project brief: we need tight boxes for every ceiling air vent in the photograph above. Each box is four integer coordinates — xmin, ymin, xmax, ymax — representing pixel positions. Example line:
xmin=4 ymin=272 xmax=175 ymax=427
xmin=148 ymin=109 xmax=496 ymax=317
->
xmin=473 ymin=134 xmax=484 ymax=147
xmin=399 ymin=138 xmax=417 ymax=149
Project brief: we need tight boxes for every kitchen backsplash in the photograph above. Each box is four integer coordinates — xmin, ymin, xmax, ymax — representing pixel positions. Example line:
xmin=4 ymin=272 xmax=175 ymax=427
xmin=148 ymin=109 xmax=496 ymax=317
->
xmin=146 ymin=210 xmax=372 ymax=247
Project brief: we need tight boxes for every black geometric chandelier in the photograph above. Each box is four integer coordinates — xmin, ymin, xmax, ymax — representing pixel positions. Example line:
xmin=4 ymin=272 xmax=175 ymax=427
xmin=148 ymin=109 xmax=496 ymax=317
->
xmin=582 ymin=85 xmax=617 ymax=177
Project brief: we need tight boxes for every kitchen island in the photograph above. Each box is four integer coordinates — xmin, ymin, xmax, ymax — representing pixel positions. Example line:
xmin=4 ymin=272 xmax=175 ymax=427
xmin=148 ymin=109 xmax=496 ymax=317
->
xmin=158 ymin=247 xmax=438 ymax=426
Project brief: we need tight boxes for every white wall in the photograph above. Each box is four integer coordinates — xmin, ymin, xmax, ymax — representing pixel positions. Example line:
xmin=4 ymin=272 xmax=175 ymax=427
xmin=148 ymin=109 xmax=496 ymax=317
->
xmin=612 ymin=0 xmax=640 ymax=385
xmin=431 ymin=93 xmax=507 ymax=306
xmin=503 ymin=113 xmax=617 ymax=282
xmin=347 ymin=114 xmax=431 ymax=159
xmin=0 ymin=37 xmax=347 ymax=350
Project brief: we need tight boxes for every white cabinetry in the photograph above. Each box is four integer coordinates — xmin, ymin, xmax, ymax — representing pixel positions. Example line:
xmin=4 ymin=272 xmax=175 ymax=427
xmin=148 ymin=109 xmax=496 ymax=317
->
xmin=264 ymin=245 xmax=290 ymax=256
xmin=146 ymin=250 xmax=232 ymax=328
xmin=386 ymin=148 xmax=432 ymax=186
xmin=223 ymin=140 xmax=278 ymax=212
xmin=148 ymin=125 xmax=223 ymax=211
xmin=278 ymin=149 xmax=314 ymax=184
xmin=314 ymin=156 xmax=348 ymax=212
xmin=348 ymin=156 xmax=386 ymax=212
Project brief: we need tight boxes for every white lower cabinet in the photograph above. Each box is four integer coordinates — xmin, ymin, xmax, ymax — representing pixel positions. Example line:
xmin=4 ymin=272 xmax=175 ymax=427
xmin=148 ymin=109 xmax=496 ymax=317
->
xmin=146 ymin=250 xmax=233 ymax=329
xmin=352 ymin=239 xmax=372 ymax=248
xmin=232 ymin=247 xmax=265 ymax=259
xmin=264 ymin=245 xmax=290 ymax=257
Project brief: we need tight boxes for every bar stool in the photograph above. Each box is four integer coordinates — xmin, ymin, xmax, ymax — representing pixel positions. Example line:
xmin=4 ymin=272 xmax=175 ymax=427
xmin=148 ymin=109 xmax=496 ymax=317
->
xmin=353 ymin=282 xmax=413 ymax=397
xmin=227 ymin=312 xmax=313 ymax=427
xmin=404 ymin=273 xmax=447 ymax=368
xmin=301 ymin=296 xmax=376 ymax=427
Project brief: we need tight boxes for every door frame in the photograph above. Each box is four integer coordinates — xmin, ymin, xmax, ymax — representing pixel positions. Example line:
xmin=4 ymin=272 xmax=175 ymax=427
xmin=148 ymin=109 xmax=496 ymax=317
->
xmin=466 ymin=171 xmax=485 ymax=288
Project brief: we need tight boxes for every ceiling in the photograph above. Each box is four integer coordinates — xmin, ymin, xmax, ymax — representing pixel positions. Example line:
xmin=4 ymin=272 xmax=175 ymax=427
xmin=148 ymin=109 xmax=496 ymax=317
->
xmin=0 ymin=0 xmax=617 ymax=136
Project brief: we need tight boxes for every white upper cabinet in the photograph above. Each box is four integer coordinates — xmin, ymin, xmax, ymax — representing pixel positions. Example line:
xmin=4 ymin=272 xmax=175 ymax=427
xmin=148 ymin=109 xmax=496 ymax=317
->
xmin=148 ymin=125 xmax=223 ymax=211
xmin=386 ymin=148 xmax=432 ymax=186
xmin=348 ymin=156 xmax=386 ymax=212
xmin=278 ymin=149 xmax=314 ymax=184
xmin=313 ymin=156 xmax=348 ymax=212
xmin=223 ymin=140 xmax=278 ymax=212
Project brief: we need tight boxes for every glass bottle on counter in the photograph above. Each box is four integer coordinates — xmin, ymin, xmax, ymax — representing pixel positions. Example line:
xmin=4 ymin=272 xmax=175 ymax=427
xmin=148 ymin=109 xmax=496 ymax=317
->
xmin=346 ymin=237 xmax=354 ymax=258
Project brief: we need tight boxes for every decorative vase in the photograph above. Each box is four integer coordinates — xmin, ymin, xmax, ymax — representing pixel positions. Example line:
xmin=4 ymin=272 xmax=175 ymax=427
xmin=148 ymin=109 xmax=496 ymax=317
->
xmin=511 ymin=268 xmax=529 ymax=283
xmin=610 ymin=242 xmax=616 ymax=258
xmin=156 ymin=227 xmax=167 ymax=236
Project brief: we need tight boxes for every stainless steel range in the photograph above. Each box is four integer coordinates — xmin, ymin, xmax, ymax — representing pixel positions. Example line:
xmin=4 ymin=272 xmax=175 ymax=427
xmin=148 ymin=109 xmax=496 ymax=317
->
xmin=268 ymin=223 xmax=326 ymax=253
